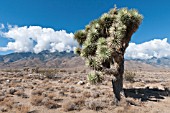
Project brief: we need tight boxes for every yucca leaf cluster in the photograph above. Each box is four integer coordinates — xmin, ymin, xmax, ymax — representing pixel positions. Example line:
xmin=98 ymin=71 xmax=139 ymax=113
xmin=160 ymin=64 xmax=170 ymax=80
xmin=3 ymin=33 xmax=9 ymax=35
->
xmin=74 ymin=6 xmax=143 ymax=83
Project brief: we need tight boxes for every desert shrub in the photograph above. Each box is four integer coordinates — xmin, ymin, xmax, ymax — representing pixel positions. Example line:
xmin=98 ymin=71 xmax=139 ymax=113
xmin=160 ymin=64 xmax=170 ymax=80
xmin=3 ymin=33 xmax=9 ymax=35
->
xmin=44 ymin=71 xmax=55 ymax=79
xmin=91 ymin=91 xmax=100 ymax=98
xmin=47 ymin=93 xmax=56 ymax=99
xmin=35 ymin=67 xmax=39 ymax=73
xmin=31 ymin=95 xmax=44 ymax=106
xmin=73 ymin=98 xmax=85 ymax=107
xmin=81 ymin=69 xmax=86 ymax=73
xmin=59 ymin=69 xmax=67 ymax=73
xmin=87 ymin=71 xmax=103 ymax=84
xmin=44 ymin=100 xmax=60 ymax=109
xmin=70 ymin=95 xmax=77 ymax=98
xmin=1 ymin=98 xmax=14 ymax=109
xmin=124 ymin=71 xmax=136 ymax=82
xmin=74 ymin=70 xmax=78 ymax=73
xmin=62 ymin=98 xmax=85 ymax=112
xmin=69 ymin=86 xmax=76 ymax=93
xmin=83 ymin=91 xmax=91 ymax=98
xmin=0 ymin=91 xmax=5 ymax=96
xmin=62 ymin=101 xmax=77 ymax=112
xmin=31 ymin=89 xmax=44 ymax=96
xmin=15 ymin=105 xmax=30 ymax=113
xmin=58 ymin=91 xmax=65 ymax=96
xmin=85 ymin=99 xmax=106 ymax=111
xmin=3 ymin=69 xmax=21 ymax=72
xmin=14 ymin=90 xmax=25 ymax=97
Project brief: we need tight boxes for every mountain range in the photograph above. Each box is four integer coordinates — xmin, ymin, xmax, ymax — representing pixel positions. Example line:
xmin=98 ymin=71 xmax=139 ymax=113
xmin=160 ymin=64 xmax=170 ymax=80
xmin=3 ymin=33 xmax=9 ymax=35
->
xmin=0 ymin=51 xmax=170 ymax=69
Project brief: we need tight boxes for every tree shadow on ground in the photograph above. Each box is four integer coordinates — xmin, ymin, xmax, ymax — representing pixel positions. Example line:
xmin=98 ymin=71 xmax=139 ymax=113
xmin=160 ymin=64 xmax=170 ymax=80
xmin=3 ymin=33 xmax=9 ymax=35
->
xmin=124 ymin=87 xmax=170 ymax=102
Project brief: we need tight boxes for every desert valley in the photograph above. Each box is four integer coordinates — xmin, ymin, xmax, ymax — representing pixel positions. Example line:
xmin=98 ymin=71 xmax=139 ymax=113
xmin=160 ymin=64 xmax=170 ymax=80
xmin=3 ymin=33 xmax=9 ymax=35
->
xmin=0 ymin=52 xmax=169 ymax=113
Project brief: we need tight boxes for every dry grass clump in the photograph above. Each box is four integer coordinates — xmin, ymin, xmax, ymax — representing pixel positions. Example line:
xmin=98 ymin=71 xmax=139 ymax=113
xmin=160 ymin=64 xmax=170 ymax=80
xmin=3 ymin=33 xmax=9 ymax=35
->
xmin=14 ymin=90 xmax=29 ymax=98
xmin=9 ymin=83 xmax=22 ymax=88
xmin=70 ymin=94 xmax=77 ymax=98
xmin=31 ymin=92 xmax=61 ymax=109
xmin=0 ymin=98 xmax=15 ymax=110
xmin=59 ymin=69 xmax=67 ymax=73
xmin=3 ymin=69 xmax=21 ymax=73
xmin=47 ymin=93 xmax=56 ymax=99
xmin=83 ymin=91 xmax=91 ymax=98
xmin=0 ymin=96 xmax=5 ymax=101
xmin=69 ymin=86 xmax=76 ymax=93
xmin=0 ymin=91 xmax=5 ymax=96
xmin=58 ymin=91 xmax=65 ymax=96
xmin=43 ymin=71 xmax=56 ymax=79
xmin=44 ymin=84 xmax=53 ymax=90
xmin=113 ymin=104 xmax=134 ymax=113
xmin=31 ymin=89 xmax=44 ymax=96
xmin=62 ymin=101 xmax=77 ymax=112
xmin=15 ymin=104 xmax=30 ymax=113
xmin=62 ymin=97 xmax=85 ymax=111
xmin=14 ymin=90 xmax=24 ymax=96
xmin=81 ymin=69 xmax=86 ymax=73
xmin=73 ymin=97 xmax=85 ymax=107
xmin=124 ymin=71 xmax=136 ymax=82
xmin=85 ymin=99 xmax=106 ymax=111
xmin=91 ymin=91 xmax=100 ymax=98
xmin=31 ymin=95 xmax=44 ymax=106
xmin=104 ymin=91 xmax=113 ymax=98
xmin=44 ymin=100 xmax=61 ymax=109
xmin=63 ymin=79 xmax=71 ymax=83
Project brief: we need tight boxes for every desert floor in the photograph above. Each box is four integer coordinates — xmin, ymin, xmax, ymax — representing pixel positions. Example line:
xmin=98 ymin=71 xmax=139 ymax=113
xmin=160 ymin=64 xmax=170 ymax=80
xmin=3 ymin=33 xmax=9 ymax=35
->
xmin=0 ymin=67 xmax=170 ymax=113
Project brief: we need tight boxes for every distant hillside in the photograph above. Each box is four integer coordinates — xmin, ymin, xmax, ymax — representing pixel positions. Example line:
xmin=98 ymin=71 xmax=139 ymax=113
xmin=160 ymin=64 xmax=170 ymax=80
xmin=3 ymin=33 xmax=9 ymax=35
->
xmin=127 ymin=57 xmax=170 ymax=68
xmin=0 ymin=51 xmax=170 ymax=69
xmin=0 ymin=50 xmax=84 ymax=69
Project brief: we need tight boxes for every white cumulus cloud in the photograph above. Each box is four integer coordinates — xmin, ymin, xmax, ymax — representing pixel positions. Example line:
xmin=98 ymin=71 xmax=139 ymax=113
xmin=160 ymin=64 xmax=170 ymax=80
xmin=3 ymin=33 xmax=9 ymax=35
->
xmin=0 ymin=25 xmax=170 ymax=60
xmin=0 ymin=24 xmax=5 ymax=29
xmin=125 ymin=38 xmax=170 ymax=59
xmin=0 ymin=25 xmax=78 ymax=53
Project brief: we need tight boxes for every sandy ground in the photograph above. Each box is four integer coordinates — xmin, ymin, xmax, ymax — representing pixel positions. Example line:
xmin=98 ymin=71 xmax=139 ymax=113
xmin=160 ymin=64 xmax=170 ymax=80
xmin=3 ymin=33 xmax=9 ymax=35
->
xmin=0 ymin=67 xmax=170 ymax=113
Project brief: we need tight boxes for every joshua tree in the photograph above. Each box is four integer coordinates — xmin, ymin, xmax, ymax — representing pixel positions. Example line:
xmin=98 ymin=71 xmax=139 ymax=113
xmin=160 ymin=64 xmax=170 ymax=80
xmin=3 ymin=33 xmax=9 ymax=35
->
xmin=74 ymin=6 xmax=143 ymax=102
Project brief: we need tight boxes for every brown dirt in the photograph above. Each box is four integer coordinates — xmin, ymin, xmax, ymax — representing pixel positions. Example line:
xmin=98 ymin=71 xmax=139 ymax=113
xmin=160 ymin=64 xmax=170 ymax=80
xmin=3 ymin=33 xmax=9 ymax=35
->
xmin=0 ymin=67 xmax=170 ymax=113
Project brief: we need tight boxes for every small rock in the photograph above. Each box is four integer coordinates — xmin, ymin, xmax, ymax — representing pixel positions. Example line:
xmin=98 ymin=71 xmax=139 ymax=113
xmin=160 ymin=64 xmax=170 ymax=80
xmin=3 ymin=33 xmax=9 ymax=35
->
xmin=0 ymin=91 xmax=5 ymax=96
xmin=86 ymin=83 xmax=90 ymax=87
xmin=77 ymin=81 xmax=85 ymax=85
xmin=0 ymin=106 xmax=8 ymax=112
xmin=42 ymin=92 xmax=47 ymax=97
xmin=0 ymin=96 xmax=5 ymax=101
xmin=6 ymin=79 xmax=10 ymax=83
xmin=58 ymin=91 xmax=64 ymax=96
xmin=58 ymin=80 xmax=63 ymax=83
xmin=12 ymin=79 xmax=22 ymax=83
xmin=22 ymin=94 xmax=29 ymax=98
xmin=42 ymin=97 xmax=50 ymax=104
xmin=8 ymin=88 xmax=17 ymax=95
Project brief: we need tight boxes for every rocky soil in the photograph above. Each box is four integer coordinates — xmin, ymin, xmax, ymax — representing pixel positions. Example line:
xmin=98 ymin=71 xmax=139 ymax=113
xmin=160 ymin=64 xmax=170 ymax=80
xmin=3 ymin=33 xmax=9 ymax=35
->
xmin=0 ymin=67 xmax=170 ymax=113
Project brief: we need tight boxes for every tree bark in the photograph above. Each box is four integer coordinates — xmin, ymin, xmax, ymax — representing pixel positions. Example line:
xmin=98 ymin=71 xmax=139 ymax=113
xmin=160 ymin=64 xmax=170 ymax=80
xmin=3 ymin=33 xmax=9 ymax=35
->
xmin=112 ymin=58 xmax=124 ymax=103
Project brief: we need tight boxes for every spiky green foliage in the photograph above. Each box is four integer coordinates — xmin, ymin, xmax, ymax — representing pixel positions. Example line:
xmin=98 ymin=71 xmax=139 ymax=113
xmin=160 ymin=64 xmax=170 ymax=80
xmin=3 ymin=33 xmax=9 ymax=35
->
xmin=87 ymin=71 xmax=103 ymax=84
xmin=74 ymin=47 xmax=81 ymax=55
xmin=74 ymin=30 xmax=86 ymax=45
xmin=74 ymin=6 xmax=143 ymax=83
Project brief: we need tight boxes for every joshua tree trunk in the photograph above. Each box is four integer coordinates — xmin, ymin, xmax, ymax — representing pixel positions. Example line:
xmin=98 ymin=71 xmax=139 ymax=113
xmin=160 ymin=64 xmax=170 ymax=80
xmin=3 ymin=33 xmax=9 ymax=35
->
xmin=112 ymin=56 xmax=124 ymax=103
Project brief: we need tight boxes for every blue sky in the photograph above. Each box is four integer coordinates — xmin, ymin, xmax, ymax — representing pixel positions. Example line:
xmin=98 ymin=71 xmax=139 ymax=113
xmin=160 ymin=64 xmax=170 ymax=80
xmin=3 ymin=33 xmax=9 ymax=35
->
xmin=0 ymin=0 xmax=170 ymax=57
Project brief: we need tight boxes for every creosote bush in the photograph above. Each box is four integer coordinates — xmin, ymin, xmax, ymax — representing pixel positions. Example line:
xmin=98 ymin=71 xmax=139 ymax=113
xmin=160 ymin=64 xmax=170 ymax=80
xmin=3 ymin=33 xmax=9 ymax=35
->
xmin=124 ymin=71 xmax=136 ymax=82
xmin=31 ymin=95 xmax=44 ymax=106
